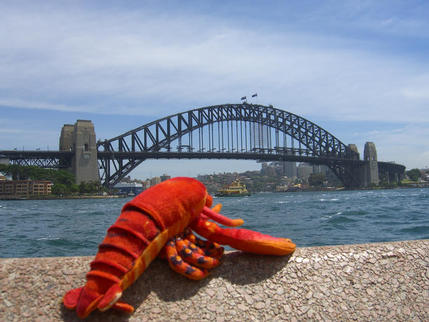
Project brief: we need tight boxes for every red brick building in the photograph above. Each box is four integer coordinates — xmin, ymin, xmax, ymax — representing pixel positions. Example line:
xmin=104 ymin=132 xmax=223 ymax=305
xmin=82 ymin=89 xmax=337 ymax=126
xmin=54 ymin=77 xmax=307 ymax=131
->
xmin=0 ymin=180 xmax=53 ymax=197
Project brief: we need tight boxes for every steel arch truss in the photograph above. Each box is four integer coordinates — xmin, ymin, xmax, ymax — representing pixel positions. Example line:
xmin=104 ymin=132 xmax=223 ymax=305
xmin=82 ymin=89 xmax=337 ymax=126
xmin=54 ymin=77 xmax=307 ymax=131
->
xmin=97 ymin=104 xmax=359 ymax=186
xmin=98 ymin=104 xmax=360 ymax=187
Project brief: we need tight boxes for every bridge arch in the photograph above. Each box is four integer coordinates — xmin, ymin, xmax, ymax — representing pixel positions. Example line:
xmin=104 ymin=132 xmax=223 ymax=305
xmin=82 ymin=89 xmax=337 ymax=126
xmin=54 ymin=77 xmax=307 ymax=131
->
xmin=97 ymin=104 xmax=360 ymax=187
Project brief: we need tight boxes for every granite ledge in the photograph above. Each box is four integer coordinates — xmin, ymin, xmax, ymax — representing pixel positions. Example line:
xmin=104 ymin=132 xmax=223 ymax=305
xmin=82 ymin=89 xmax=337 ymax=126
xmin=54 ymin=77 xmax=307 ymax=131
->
xmin=1 ymin=239 xmax=428 ymax=321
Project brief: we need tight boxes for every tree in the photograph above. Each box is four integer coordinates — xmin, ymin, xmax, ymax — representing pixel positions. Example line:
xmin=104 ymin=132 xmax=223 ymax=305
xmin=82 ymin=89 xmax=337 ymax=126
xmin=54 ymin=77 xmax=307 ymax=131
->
xmin=79 ymin=182 xmax=90 ymax=193
xmin=52 ymin=183 xmax=68 ymax=195
xmin=70 ymin=184 xmax=79 ymax=194
xmin=308 ymin=173 xmax=326 ymax=186
xmin=406 ymin=169 xmax=421 ymax=182
xmin=78 ymin=181 xmax=103 ymax=194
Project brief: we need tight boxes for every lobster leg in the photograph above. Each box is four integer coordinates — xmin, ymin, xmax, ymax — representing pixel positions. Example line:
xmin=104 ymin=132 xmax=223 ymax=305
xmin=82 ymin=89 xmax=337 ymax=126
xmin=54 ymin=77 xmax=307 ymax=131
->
xmin=183 ymin=229 xmax=224 ymax=258
xmin=112 ymin=301 xmax=134 ymax=313
xmin=165 ymin=238 xmax=209 ymax=280
xmin=180 ymin=236 xmax=206 ymax=255
xmin=191 ymin=215 xmax=296 ymax=256
xmin=175 ymin=237 xmax=220 ymax=269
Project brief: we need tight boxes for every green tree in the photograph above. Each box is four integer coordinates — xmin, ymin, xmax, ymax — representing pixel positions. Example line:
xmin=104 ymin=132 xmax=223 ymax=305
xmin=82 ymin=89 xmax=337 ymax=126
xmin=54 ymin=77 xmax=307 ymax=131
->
xmin=70 ymin=184 xmax=79 ymax=194
xmin=9 ymin=165 xmax=22 ymax=180
xmin=308 ymin=173 xmax=326 ymax=186
xmin=52 ymin=183 xmax=68 ymax=195
xmin=406 ymin=169 xmax=421 ymax=182
xmin=79 ymin=182 xmax=90 ymax=193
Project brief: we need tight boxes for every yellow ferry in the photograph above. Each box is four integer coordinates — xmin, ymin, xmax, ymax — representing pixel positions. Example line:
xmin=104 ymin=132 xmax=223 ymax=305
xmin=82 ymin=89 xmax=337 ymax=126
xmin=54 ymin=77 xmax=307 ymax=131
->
xmin=215 ymin=179 xmax=250 ymax=197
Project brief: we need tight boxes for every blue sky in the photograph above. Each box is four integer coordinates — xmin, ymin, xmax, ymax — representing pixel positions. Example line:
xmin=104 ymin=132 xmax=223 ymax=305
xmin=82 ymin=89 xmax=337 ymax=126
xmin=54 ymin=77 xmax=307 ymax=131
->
xmin=1 ymin=1 xmax=429 ymax=179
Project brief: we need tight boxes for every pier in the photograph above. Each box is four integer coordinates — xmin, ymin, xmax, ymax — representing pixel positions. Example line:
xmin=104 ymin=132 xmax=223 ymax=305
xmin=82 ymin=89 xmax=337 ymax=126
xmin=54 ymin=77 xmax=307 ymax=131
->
xmin=1 ymin=239 xmax=427 ymax=321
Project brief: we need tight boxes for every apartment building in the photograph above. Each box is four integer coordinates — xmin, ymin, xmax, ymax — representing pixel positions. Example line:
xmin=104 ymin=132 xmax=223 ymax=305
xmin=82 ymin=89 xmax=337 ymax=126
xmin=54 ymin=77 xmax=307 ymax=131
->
xmin=0 ymin=180 xmax=53 ymax=197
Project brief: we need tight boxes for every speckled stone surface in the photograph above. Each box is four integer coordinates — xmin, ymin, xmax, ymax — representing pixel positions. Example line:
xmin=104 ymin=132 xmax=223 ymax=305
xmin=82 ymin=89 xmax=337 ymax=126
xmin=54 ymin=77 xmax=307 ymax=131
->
xmin=1 ymin=239 xmax=428 ymax=321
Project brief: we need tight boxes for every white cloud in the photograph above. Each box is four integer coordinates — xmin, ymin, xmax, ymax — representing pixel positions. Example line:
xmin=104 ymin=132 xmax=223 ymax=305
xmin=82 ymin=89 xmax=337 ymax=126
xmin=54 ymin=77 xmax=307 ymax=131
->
xmin=400 ymin=74 xmax=429 ymax=100
xmin=360 ymin=125 xmax=429 ymax=169
xmin=0 ymin=99 xmax=88 ymax=113
xmin=1 ymin=2 xmax=428 ymax=173
xmin=0 ymin=3 xmax=428 ymax=123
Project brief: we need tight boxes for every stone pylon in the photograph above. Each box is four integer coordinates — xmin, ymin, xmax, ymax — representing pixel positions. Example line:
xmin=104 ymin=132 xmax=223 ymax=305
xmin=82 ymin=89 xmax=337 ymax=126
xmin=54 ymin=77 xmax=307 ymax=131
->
xmin=59 ymin=120 xmax=99 ymax=184
xmin=363 ymin=142 xmax=379 ymax=186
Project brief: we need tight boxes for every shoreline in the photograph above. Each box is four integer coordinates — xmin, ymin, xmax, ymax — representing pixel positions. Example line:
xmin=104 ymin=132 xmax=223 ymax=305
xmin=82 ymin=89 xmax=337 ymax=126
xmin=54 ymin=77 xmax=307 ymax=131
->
xmin=0 ymin=194 xmax=127 ymax=201
xmin=1 ymin=184 xmax=427 ymax=201
xmin=1 ymin=239 xmax=427 ymax=320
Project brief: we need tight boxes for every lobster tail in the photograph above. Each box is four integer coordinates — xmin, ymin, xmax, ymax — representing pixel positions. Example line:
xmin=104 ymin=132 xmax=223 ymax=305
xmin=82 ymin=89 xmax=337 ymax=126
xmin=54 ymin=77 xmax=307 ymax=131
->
xmin=63 ymin=287 xmax=83 ymax=310
xmin=63 ymin=284 xmax=134 ymax=318
xmin=63 ymin=286 xmax=103 ymax=319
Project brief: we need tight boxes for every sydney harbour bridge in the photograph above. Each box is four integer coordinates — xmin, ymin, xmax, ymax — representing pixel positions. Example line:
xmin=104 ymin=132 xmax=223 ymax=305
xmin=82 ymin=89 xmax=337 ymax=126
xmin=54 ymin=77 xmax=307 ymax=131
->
xmin=0 ymin=104 xmax=405 ymax=188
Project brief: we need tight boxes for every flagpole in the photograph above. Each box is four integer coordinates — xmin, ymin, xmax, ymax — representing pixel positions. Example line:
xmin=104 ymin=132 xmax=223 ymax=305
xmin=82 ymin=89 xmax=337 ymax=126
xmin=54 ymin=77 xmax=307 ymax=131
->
xmin=251 ymin=93 xmax=258 ymax=105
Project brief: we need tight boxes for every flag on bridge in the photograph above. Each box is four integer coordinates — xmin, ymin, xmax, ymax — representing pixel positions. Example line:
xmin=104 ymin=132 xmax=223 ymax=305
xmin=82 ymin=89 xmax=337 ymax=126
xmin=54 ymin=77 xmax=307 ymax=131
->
xmin=252 ymin=93 xmax=258 ymax=97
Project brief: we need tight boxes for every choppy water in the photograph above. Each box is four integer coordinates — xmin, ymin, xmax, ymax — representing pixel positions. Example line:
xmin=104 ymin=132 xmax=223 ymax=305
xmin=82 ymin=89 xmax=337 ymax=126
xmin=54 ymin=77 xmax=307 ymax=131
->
xmin=1 ymin=188 xmax=428 ymax=258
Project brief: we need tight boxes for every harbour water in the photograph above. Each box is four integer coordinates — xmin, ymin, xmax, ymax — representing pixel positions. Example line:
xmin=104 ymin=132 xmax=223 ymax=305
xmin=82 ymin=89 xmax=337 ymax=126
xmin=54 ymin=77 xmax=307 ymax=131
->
xmin=1 ymin=188 xmax=428 ymax=258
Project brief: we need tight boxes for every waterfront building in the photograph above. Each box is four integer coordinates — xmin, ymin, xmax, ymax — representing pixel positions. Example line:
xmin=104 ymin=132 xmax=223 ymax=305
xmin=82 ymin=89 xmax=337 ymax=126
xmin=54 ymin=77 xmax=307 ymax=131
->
xmin=113 ymin=182 xmax=143 ymax=195
xmin=160 ymin=174 xmax=171 ymax=182
xmin=284 ymin=161 xmax=297 ymax=178
xmin=150 ymin=177 xmax=161 ymax=186
xmin=261 ymin=163 xmax=277 ymax=177
xmin=144 ymin=179 xmax=151 ymax=189
xmin=297 ymin=163 xmax=313 ymax=181
xmin=0 ymin=180 xmax=53 ymax=197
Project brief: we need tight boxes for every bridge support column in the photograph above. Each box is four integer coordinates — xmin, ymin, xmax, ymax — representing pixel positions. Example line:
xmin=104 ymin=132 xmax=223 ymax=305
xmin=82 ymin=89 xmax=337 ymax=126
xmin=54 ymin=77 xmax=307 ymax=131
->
xmin=340 ymin=143 xmax=380 ymax=188
xmin=363 ymin=142 xmax=379 ymax=187
xmin=59 ymin=120 xmax=99 ymax=184
xmin=388 ymin=172 xmax=400 ymax=185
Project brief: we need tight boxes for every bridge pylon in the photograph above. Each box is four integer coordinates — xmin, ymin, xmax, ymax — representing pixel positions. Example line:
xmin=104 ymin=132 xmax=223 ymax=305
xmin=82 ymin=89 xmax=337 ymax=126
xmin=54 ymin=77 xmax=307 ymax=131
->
xmin=59 ymin=120 xmax=100 ymax=184
xmin=363 ymin=142 xmax=379 ymax=186
xmin=341 ymin=142 xmax=380 ymax=188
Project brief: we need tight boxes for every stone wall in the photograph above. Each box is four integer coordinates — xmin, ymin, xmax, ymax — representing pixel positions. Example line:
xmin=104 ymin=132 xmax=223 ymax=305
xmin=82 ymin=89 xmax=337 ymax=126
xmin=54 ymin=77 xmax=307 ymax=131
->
xmin=1 ymin=239 xmax=428 ymax=321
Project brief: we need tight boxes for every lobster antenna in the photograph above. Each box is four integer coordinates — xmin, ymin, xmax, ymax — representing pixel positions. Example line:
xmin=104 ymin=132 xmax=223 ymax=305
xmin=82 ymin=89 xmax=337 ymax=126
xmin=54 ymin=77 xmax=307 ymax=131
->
xmin=202 ymin=206 xmax=244 ymax=227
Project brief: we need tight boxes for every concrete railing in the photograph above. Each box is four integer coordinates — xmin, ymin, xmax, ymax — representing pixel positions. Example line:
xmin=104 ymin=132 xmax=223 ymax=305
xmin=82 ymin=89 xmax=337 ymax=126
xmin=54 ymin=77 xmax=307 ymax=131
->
xmin=1 ymin=239 xmax=428 ymax=321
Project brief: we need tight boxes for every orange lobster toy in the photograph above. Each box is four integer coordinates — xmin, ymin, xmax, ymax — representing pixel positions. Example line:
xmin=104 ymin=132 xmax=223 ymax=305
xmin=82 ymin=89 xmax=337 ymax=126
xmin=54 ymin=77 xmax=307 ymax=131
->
xmin=63 ymin=177 xmax=296 ymax=318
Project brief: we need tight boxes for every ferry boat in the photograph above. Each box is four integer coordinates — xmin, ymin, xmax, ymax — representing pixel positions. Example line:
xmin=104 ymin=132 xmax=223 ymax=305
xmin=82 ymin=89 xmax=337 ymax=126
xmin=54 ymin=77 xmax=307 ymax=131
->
xmin=275 ymin=184 xmax=289 ymax=192
xmin=215 ymin=180 xmax=250 ymax=197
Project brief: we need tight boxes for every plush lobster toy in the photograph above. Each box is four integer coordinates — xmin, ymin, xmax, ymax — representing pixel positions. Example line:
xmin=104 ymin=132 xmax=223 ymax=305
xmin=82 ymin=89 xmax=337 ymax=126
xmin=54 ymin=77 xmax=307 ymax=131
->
xmin=63 ymin=177 xmax=296 ymax=318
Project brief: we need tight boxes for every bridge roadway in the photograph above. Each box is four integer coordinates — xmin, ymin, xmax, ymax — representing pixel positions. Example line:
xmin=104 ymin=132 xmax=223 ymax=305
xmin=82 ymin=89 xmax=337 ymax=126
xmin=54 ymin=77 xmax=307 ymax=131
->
xmin=0 ymin=148 xmax=405 ymax=174
xmin=0 ymin=150 xmax=73 ymax=168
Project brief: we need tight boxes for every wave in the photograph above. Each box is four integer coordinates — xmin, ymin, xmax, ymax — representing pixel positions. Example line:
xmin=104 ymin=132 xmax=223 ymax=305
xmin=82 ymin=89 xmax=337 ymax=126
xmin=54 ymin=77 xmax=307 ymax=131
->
xmin=319 ymin=198 xmax=340 ymax=202
xmin=327 ymin=216 xmax=358 ymax=224
xmin=400 ymin=226 xmax=429 ymax=234
xmin=2 ymin=188 xmax=429 ymax=257
xmin=36 ymin=236 xmax=60 ymax=241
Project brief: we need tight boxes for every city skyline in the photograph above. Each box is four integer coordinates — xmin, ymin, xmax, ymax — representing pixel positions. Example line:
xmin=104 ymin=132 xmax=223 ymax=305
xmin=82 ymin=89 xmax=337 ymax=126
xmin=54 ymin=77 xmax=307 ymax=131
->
xmin=1 ymin=1 xmax=428 ymax=178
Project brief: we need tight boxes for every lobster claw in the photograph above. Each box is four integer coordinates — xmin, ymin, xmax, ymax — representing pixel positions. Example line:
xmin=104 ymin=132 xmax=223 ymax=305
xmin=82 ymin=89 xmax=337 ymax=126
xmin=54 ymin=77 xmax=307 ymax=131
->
xmin=191 ymin=206 xmax=296 ymax=256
